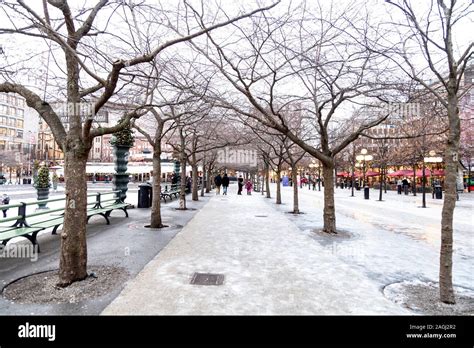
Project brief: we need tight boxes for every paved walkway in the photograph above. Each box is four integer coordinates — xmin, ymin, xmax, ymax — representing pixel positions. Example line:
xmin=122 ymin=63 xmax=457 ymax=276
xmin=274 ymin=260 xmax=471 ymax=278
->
xmin=102 ymin=185 xmax=408 ymax=315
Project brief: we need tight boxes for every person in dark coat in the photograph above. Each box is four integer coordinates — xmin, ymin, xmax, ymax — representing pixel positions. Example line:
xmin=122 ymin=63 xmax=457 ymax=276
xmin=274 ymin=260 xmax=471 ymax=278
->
xmin=1 ymin=193 xmax=10 ymax=218
xmin=237 ymin=175 xmax=244 ymax=195
xmin=402 ymin=178 xmax=409 ymax=195
xmin=222 ymin=173 xmax=230 ymax=195
xmin=214 ymin=173 xmax=222 ymax=195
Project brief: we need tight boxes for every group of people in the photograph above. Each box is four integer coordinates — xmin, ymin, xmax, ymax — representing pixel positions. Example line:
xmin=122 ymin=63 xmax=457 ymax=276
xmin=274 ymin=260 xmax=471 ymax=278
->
xmin=214 ymin=174 xmax=253 ymax=195
xmin=396 ymin=178 xmax=411 ymax=195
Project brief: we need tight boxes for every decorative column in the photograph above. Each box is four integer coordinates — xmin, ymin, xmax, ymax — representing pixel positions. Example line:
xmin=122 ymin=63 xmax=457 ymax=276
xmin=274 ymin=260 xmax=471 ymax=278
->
xmin=112 ymin=144 xmax=132 ymax=202
xmin=110 ymin=116 xmax=135 ymax=203
xmin=174 ymin=160 xmax=181 ymax=186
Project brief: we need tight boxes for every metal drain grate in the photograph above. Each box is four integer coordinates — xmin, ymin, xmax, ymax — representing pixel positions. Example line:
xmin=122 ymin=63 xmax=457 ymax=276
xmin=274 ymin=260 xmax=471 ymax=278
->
xmin=190 ymin=273 xmax=225 ymax=286
xmin=255 ymin=215 xmax=268 ymax=218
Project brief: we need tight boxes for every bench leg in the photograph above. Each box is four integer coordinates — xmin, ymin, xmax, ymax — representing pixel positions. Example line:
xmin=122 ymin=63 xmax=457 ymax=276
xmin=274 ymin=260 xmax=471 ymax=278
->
xmin=24 ymin=232 xmax=40 ymax=253
xmin=51 ymin=224 xmax=61 ymax=235
xmin=121 ymin=207 xmax=129 ymax=218
xmin=100 ymin=213 xmax=110 ymax=225
xmin=87 ymin=213 xmax=110 ymax=225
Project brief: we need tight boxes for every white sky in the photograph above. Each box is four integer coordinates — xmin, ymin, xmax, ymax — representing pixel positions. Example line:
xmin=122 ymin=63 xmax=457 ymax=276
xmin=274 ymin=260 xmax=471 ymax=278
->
xmin=0 ymin=0 xmax=472 ymax=125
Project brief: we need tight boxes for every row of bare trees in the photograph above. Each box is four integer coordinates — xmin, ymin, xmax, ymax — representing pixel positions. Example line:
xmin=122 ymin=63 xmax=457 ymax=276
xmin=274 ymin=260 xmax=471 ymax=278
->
xmin=0 ymin=0 xmax=471 ymax=305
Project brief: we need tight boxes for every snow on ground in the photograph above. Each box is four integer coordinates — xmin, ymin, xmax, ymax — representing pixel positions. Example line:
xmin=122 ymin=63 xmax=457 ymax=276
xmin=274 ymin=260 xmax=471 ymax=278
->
xmin=266 ymin=184 xmax=474 ymax=297
xmin=103 ymin=184 xmax=409 ymax=315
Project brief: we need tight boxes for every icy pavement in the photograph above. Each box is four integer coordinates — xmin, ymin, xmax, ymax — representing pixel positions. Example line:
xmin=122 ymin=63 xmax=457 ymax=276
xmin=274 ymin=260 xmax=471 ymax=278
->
xmin=265 ymin=184 xmax=474 ymax=297
xmin=102 ymin=185 xmax=408 ymax=315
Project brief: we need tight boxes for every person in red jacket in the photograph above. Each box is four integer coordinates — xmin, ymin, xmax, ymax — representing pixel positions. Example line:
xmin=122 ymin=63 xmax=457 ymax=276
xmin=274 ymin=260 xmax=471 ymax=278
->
xmin=245 ymin=180 xmax=253 ymax=195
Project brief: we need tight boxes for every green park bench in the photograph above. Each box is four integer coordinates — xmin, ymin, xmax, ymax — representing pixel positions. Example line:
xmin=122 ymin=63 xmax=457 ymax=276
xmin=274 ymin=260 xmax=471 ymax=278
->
xmin=0 ymin=191 xmax=128 ymax=252
xmin=160 ymin=184 xmax=181 ymax=203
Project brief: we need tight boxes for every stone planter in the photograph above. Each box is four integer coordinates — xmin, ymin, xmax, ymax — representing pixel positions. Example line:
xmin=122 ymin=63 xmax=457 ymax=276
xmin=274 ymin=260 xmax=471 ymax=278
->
xmin=36 ymin=187 xmax=50 ymax=209
xmin=113 ymin=145 xmax=132 ymax=202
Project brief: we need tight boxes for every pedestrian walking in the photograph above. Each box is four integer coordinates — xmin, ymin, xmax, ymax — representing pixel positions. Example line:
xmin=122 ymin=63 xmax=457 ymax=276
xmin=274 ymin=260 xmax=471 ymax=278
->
xmin=186 ymin=176 xmax=192 ymax=193
xmin=214 ymin=173 xmax=222 ymax=195
xmin=397 ymin=179 xmax=402 ymax=195
xmin=1 ymin=193 xmax=10 ymax=218
xmin=402 ymin=177 xmax=409 ymax=195
xmin=237 ymin=175 xmax=244 ymax=195
xmin=222 ymin=173 xmax=230 ymax=195
xmin=245 ymin=180 xmax=253 ymax=195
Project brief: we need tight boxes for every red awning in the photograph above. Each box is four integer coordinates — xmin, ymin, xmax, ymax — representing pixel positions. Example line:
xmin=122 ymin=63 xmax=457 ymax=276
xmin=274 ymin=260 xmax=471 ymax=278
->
xmin=415 ymin=168 xmax=431 ymax=177
xmin=352 ymin=171 xmax=379 ymax=178
xmin=365 ymin=170 xmax=380 ymax=177
xmin=387 ymin=169 xmax=414 ymax=177
xmin=336 ymin=171 xmax=350 ymax=177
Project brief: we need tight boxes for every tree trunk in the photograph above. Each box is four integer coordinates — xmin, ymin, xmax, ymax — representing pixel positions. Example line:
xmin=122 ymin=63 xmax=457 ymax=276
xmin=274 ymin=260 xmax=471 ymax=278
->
xmin=150 ymin=142 xmax=163 ymax=228
xmin=439 ymin=90 xmax=459 ymax=304
xmin=179 ymin=156 xmax=187 ymax=210
xmin=421 ymin=161 xmax=427 ymax=208
xmin=58 ymin=48 xmax=89 ymax=286
xmin=322 ymin=162 xmax=336 ymax=234
xmin=276 ymin=170 xmax=281 ymax=204
xmin=58 ymin=152 xmax=88 ymax=286
xmin=292 ymin=167 xmax=299 ymax=214
xmin=206 ymin=167 xmax=212 ymax=193
xmin=265 ymin=161 xmax=271 ymax=198
xmin=192 ymin=160 xmax=199 ymax=201
xmin=200 ymin=160 xmax=206 ymax=197
xmin=412 ymin=162 xmax=417 ymax=196
xmin=378 ymin=167 xmax=383 ymax=201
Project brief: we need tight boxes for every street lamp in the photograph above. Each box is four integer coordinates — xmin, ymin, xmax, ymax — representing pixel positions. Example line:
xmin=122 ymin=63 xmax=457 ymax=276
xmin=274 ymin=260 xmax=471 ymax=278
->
xmin=356 ymin=148 xmax=373 ymax=199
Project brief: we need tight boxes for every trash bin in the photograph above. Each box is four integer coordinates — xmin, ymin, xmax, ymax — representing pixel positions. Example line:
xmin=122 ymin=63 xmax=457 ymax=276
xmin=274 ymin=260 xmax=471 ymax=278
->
xmin=23 ymin=178 xmax=27 ymax=184
xmin=138 ymin=183 xmax=152 ymax=208
xmin=355 ymin=182 xmax=360 ymax=191
xmin=364 ymin=186 xmax=370 ymax=199
xmin=435 ymin=185 xmax=442 ymax=199
xmin=27 ymin=178 xmax=32 ymax=184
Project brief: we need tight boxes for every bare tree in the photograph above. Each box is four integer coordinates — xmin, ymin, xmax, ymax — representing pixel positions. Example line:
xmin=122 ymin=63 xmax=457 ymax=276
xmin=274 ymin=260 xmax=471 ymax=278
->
xmin=188 ymin=1 xmax=401 ymax=234
xmin=0 ymin=0 xmax=278 ymax=286
xmin=379 ymin=0 xmax=473 ymax=303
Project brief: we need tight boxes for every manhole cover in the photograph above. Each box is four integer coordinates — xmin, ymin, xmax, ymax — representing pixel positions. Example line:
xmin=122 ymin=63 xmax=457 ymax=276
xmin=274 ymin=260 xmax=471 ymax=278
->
xmin=255 ymin=215 xmax=267 ymax=218
xmin=190 ymin=273 xmax=225 ymax=286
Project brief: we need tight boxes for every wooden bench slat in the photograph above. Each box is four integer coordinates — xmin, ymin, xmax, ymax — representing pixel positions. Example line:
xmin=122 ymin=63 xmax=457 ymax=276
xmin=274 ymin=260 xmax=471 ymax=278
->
xmin=0 ymin=227 xmax=43 ymax=241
